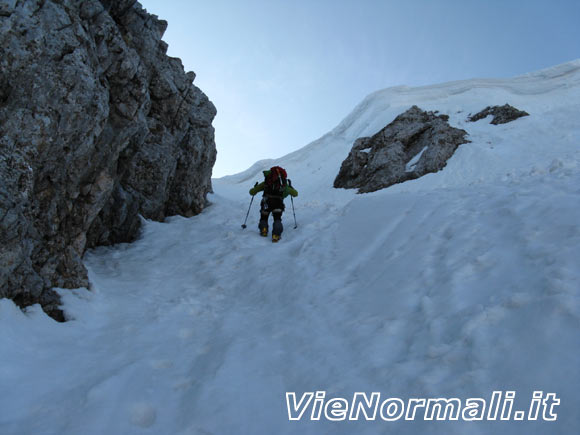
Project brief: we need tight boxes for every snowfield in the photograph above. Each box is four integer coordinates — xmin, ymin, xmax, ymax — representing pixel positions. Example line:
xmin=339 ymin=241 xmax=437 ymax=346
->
xmin=1 ymin=60 xmax=580 ymax=435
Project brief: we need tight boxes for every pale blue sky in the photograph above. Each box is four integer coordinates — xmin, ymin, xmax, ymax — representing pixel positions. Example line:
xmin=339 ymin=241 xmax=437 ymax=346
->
xmin=139 ymin=0 xmax=580 ymax=177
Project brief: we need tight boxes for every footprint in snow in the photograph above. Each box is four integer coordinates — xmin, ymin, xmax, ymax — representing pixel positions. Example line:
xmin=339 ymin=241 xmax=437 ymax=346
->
xmin=129 ymin=402 xmax=157 ymax=428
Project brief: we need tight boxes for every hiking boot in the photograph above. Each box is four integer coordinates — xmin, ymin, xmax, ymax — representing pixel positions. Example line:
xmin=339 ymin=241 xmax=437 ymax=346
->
xmin=260 ymin=227 xmax=268 ymax=237
xmin=272 ymin=234 xmax=281 ymax=243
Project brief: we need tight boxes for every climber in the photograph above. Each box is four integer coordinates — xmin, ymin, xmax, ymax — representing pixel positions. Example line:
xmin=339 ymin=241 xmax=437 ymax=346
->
xmin=249 ymin=166 xmax=298 ymax=242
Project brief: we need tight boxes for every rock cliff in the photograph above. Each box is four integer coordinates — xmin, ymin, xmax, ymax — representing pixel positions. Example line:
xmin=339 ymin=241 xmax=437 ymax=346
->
xmin=0 ymin=0 xmax=216 ymax=320
xmin=334 ymin=106 xmax=468 ymax=193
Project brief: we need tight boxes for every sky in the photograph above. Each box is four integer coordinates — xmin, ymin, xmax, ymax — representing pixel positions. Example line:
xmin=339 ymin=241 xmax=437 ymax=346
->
xmin=139 ymin=0 xmax=580 ymax=177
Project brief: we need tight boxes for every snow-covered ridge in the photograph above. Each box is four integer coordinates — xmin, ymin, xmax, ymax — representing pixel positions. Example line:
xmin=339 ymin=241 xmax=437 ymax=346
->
xmin=331 ymin=59 xmax=580 ymax=140
xmin=216 ymin=59 xmax=580 ymax=201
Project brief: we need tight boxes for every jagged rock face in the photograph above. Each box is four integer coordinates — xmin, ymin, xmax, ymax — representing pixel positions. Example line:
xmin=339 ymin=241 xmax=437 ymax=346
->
xmin=334 ymin=106 xmax=469 ymax=193
xmin=468 ymin=104 xmax=529 ymax=125
xmin=0 ymin=0 xmax=216 ymax=320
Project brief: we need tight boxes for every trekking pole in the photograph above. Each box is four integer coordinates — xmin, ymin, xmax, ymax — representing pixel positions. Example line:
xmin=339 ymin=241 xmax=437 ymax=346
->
xmin=241 ymin=195 xmax=255 ymax=229
xmin=287 ymin=179 xmax=298 ymax=229
xmin=290 ymin=196 xmax=297 ymax=229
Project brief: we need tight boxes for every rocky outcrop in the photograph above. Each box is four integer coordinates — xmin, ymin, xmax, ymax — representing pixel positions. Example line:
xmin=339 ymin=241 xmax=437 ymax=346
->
xmin=334 ymin=106 xmax=468 ymax=193
xmin=468 ymin=104 xmax=529 ymax=125
xmin=0 ymin=0 xmax=216 ymax=320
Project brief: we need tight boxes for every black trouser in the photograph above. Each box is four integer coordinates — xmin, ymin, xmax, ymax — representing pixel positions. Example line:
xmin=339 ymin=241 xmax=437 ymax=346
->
xmin=259 ymin=195 xmax=285 ymax=236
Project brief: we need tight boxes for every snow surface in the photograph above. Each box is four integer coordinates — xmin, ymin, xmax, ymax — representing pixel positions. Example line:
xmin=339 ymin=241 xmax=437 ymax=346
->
xmin=1 ymin=60 xmax=580 ymax=435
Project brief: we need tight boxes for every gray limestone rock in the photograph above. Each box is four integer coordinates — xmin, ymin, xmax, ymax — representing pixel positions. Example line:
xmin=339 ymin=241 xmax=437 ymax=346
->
xmin=0 ymin=0 xmax=216 ymax=320
xmin=468 ymin=104 xmax=529 ymax=125
xmin=334 ymin=106 xmax=469 ymax=193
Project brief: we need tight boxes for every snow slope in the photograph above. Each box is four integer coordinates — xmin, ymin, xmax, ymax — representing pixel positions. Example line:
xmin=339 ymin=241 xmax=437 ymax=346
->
xmin=1 ymin=60 xmax=580 ymax=435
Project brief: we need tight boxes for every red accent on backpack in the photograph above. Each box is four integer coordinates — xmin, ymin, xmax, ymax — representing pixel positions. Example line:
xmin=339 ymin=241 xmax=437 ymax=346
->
xmin=267 ymin=166 xmax=287 ymax=186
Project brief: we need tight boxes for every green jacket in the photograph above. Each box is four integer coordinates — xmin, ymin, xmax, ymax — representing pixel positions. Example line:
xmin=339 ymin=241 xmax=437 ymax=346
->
xmin=249 ymin=182 xmax=298 ymax=198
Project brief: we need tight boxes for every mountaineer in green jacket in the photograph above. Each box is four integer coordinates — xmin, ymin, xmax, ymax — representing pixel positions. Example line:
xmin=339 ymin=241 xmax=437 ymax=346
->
xmin=249 ymin=166 xmax=298 ymax=242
